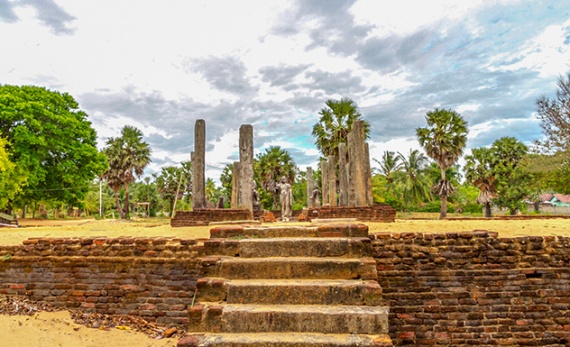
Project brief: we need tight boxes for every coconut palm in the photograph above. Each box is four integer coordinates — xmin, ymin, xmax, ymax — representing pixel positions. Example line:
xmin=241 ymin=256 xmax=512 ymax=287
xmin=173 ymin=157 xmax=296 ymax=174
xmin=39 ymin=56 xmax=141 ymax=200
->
xmin=464 ymin=147 xmax=496 ymax=217
xmin=395 ymin=149 xmax=432 ymax=206
xmin=416 ymin=108 xmax=468 ymax=219
xmin=255 ymin=146 xmax=297 ymax=210
xmin=312 ymin=98 xmax=370 ymax=162
xmin=102 ymin=126 xmax=151 ymax=219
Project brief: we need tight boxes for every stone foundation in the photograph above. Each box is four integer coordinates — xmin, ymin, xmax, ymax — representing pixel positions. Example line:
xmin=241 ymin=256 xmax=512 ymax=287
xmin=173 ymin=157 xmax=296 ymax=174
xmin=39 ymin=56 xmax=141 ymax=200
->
xmin=171 ymin=209 xmax=253 ymax=227
xmin=0 ymin=229 xmax=569 ymax=346
xmin=304 ymin=204 xmax=396 ymax=222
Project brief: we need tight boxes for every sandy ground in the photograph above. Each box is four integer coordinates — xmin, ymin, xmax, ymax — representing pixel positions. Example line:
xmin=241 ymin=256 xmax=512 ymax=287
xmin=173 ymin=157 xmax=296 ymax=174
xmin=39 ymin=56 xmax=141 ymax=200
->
xmin=1 ymin=216 xmax=569 ymax=346
xmin=0 ymin=310 xmax=177 ymax=347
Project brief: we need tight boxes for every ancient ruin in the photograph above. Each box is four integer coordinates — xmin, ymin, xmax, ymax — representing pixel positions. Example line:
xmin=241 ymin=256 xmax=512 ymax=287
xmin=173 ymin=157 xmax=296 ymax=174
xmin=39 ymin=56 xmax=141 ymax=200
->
xmin=191 ymin=119 xmax=206 ymax=209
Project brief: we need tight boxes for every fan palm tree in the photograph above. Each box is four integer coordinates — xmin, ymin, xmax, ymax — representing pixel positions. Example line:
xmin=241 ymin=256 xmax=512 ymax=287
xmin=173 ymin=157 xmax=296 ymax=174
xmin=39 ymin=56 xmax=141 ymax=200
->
xmin=464 ymin=147 xmax=496 ymax=217
xmin=395 ymin=149 xmax=432 ymax=206
xmin=255 ymin=146 xmax=296 ymax=210
xmin=373 ymin=151 xmax=402 ymax=197
xmin=102 ymin=126 xmax=151 ymax=219
xmin=416 ymin=108 xmax=468 ymax=219
xmin=312 ymin=98 xmax=370 ymax=162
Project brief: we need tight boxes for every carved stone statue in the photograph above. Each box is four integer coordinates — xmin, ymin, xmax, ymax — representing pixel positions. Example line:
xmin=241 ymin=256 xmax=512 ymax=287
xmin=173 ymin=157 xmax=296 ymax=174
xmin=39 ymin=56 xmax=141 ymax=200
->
xmin=276 ymin=176 xmax=292 ymax=221
xmin=252 ymin=181 xmax=261 ymax=211
xmin=310 ymin=188 xmax=321 ymax=207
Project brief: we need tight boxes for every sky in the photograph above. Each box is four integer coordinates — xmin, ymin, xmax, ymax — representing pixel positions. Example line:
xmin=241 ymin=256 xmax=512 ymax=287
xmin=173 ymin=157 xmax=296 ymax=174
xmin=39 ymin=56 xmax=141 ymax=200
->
xmin=1 ymin=0 xmax=570 ymax=183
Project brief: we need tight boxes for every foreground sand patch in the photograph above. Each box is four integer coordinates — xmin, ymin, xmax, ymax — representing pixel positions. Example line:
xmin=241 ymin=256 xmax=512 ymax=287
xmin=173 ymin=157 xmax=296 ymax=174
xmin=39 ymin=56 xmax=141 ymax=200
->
xmin=0 ymin=310 xmax=177 ymax=347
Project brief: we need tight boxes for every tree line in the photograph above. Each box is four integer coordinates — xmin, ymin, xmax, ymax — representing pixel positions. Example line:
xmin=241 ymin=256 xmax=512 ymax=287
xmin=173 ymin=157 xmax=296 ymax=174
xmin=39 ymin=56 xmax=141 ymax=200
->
xmin=1 ymin=70 xmax=568 ymax=219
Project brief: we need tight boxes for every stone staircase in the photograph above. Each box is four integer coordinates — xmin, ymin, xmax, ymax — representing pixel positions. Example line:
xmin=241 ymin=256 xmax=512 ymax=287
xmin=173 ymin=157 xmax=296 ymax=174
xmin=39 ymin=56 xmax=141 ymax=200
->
xmin=179 ymin=224 xmax=392 ymax=347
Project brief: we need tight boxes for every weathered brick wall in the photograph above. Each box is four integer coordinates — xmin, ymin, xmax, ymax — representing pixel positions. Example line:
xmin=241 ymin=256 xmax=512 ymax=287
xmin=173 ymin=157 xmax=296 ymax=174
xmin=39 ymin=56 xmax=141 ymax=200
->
xmin=306 ymin=204 xmax=396 ymax=222
xmin=0 ymin=237 xmax=204 ymax=327
xmin=171 ymin=209 xmax=253 ymax=227
xmin=372 ymin=231 xmax=570 ymax=346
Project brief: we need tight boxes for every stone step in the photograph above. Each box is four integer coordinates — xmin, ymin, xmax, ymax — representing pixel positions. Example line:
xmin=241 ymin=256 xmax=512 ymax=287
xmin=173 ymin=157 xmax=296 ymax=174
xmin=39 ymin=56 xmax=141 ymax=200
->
xmin=209 ymin=223 xmax=369 ymax=239
xmin=201 ymin=257 xmax=377 ymax=280
xmin=196 ymin=278 xmax=383 ymax=305
xmin=204 ymin=237 xmax=372 ymax=258
xmin=225 ymin=279 xmax=383 ymax=305
xmin=178 ymin=332 xmax=393 ymax=346
xmin=220 ymin=304 xmax=389 ymax=334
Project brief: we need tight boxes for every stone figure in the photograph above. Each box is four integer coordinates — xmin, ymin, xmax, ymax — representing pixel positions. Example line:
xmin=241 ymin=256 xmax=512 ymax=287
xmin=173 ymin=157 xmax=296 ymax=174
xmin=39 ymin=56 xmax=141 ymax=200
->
xmin=252 ymin=182 xmax=261 ymax=211
xmin=310 ymin=188 xmax=321 ymax=207
xmin=276 ymin=176 xmax=293 ymax=221
xmin=217 ymin=196 xmax=224 ymax=209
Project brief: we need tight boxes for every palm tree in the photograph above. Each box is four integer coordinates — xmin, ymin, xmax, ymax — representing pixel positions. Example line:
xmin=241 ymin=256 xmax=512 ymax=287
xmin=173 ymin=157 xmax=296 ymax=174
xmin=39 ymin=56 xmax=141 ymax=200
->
xmin=464 ymin=147 xmax=496 ymax=218
xmin=102 ymin=126 xmax=151 ymax=219
xmin=395 ymin=149 xmax=432 ymax=206
xmin=255 ymin=146 xmax=296 ymax=210
xmin=312 ymin=98 xmax=370 ymax=162
xmin=416 ymin=108 xmax=468 ymax=219
xmin=373 ymin=151 xmax=401 ymax=197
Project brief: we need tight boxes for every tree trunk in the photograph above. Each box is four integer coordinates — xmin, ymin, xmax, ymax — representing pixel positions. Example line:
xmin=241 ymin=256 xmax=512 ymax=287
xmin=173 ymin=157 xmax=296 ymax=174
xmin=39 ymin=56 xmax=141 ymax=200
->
xmin=510 ymin=209 xmax=517 ymax=216
xmin=124 ymin=183 xmax=130 ymax=218
xmin=114 ymin=190 xmax=125 ymax=219
xmin=439 ymin=168 xmax=447 ymax=219
xmin=440 ymin=195 xmax=447 ymax=219
xmin=484 ymin=202 xmax=492 ymax=218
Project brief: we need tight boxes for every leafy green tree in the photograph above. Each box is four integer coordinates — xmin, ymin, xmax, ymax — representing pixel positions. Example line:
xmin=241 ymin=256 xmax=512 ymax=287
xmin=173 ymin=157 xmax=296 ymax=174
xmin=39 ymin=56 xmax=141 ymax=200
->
xmin=491 ymin=137 xmax=532 ymax=215
xmin=312 ymin=98 xmax=370 ymax=162
xmin=102 ymin=126 xmax=151 ymax=219
xmin=534 ymin=72 xmax=570 ymax=194
xmin=292 ymin=170 xmax=306 ymax=210
xmin=373 ymin=151 xmax=401 ymax=198
xmin=536 ymin=71 xmax=570 ymax=152
xmin=525 ymin=152 xmax=570 ymax=195
xmin=255 ymin=146 xmax=297 ymax=210
xmin=0 ymin=85 xmax=107 ymax=211
xmin=395 ymin=149 xmax=432 ymax=206
xmin=155 ymin=162 xmax=191 ymax=214
xmin=416 ymin=108 xmax=468 ymax=219
xmin=133 ymin=177 xmax=160 ymax=216
xmin=0 ymin=137 xmax=26 ymax=210
xmin=220 ymin=163 xmax=234 ymax=207
xmin=464 ymin=147 xmax=497 ymax=217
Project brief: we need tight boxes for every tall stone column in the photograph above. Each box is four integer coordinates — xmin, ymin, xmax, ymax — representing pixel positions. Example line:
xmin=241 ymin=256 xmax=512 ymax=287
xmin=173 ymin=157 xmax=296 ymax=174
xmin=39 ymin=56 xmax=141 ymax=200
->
xmin=365 ymin=143 xmax=373 ymax=206
xmin=338 ymin=143 xmax=349 ymax=206
xmin=348 ymin=120 xmax=368 ymax=206
xmin=320 ymin=158 xmax=329 ymax=206
xmin=231 ymin=161 xmax=240 ymax=208
xmin=238 ymin=125 xmax=254 ymax=213
xmin=306 ymin=167 xmax=313 ymax=208
xmin=327 ymin=155 xmax=337 ymax=206
xmin=192 ymin=119 xmax=206 ymax=209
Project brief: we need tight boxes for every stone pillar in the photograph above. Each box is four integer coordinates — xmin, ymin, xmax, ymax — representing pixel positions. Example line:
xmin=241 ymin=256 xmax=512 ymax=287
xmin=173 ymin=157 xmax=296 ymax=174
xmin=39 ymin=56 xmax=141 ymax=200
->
xmin=306 ymin=167 xmax=313 ymax=208
xmin=327 ymin=155 xmax=337 ymax=206
xmin=365 ymin=143 xmax=373 ymax=206
xmin=338 ymin=143 xmax=349 ymax=206
xmin=320 ymin=158 xmax=329 ymax=206
xmin=231 ymin=161 xmax=240 ymax=208
xmin=238 ymin=125 xmax=254 ymax=213
xmin=192 ymin=119 xmax=206 ymax=209
xmin=348 ymin=120 xmax=368 ymax=206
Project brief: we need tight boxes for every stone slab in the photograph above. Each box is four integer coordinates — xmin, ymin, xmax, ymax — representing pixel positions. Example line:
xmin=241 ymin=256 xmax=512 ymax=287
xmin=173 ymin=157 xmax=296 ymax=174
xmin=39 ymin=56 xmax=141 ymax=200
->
xmin=237 ymin=237 xmax=372 ymax=258
xmin=225 ymin=279 xmax=383 ymax=305
xmin=179 ymin=332 xmax=393 ymax=346
xmin=217 ymin=257 xmax=373 ymax=280
xmin=220 ymin=304 xmax=389 ymax=334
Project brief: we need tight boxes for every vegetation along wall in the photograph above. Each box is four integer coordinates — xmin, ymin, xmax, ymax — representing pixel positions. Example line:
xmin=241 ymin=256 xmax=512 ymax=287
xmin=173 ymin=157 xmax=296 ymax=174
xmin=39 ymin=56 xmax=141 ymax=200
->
xmin=0 ymin=231 xmax=569 ymax=346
